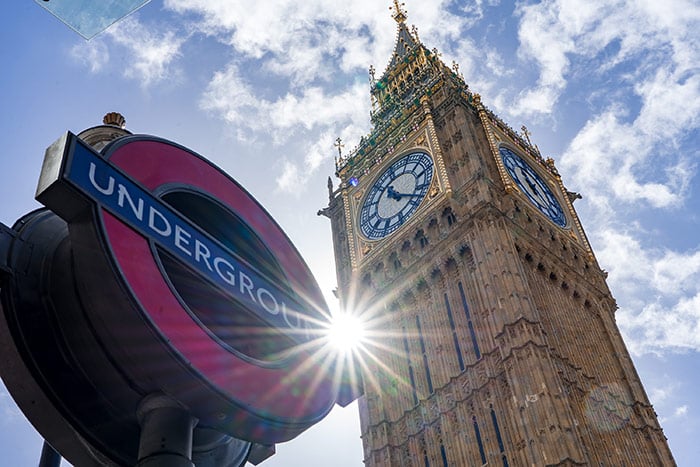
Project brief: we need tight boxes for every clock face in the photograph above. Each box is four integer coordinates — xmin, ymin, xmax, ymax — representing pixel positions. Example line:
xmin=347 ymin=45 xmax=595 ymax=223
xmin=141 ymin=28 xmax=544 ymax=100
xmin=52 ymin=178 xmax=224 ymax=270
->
xmin=359 ymin=151 xmax=434 ymax=240
xmin=499 ymin=146 xmax=567 ymax=227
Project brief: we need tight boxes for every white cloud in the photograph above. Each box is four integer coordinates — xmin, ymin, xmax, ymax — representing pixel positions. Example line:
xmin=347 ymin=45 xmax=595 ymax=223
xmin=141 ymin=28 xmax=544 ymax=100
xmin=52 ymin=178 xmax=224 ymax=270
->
xmin=200 ymin=63 xmax=372 ymax=192
xmin=593 ymin=229 xmax=700 ymax=355
xmin=166 ymin=0 xmax=479 ymax=191
xmin=163 ymin=0 xmax=477 ymax=89
xmin=648 ymin=382 xmax=679 ymax=405
xmin=562 ymin=108 xmax=695 ymax=211
xmin=276 ymin=160 xmax=302 ymax=194
xmin=69 ymin=16 xmax=186 ymax=87
xmin=274 ymin=133 xmax=339 ymax=196
xmin=652 ymin=250 xmax=700 ymax=296
xmin=674 ymin=405 xmax=689 ymax=417
xmin=164 ymin=0 xmax=395 ymax=85
xmin=552 ymin=1 xmax=700 ymax=357
xmin=513 ymin=0 xmax=700 ymax=117
xmin=201 ymin=64 xmax=369 ymax=143
xmin=620 ymin=295 xmax=700 ymax=355
xmin=559 ymin=38 xmax=699 ymax=210
xmin=647 ymin=382 xmax=692 ymax=424
xmin=106 ymin=17 xmax=185 ymax=86
xmin=70 ymin=38 xmax=110 ymax=73
xmin=457 ymin=0 xmax=492 ymax=23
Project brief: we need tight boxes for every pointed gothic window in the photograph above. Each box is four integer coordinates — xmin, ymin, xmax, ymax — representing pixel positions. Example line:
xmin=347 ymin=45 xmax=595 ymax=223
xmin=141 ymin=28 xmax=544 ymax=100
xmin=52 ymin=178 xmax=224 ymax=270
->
xmin=444 ymin=293 xmax=465 ymax=371
xmin=416 ymin=316 xmax=433 ymax=394
xmin=401 ymin=327 xmax=418 ymax=406
xmin=390 ymin=252 xmax=401 ymax=271
xmin=490 ymin=404 xmax=509 ymax=467
xmin=458 ymin=282 xmax=481 ymax=359
xmin=443 ymin=207 xmax=457 ymax=227
xmin=472 ymin=416 xmax=487 ymax=465
xmin=416 ymin=229 xmax=429 ymax=249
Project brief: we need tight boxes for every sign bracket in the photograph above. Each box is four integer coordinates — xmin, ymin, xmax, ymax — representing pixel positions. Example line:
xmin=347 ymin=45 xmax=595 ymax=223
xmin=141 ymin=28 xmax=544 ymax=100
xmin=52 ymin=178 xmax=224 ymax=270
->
xmin=0 ymin=222 xmax=16 ymax=276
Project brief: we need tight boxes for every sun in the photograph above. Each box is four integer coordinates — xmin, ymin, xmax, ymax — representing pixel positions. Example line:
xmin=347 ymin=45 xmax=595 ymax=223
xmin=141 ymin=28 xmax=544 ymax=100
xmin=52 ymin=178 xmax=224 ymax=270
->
xmin=327 ymin=312 xmax=367 ymax=352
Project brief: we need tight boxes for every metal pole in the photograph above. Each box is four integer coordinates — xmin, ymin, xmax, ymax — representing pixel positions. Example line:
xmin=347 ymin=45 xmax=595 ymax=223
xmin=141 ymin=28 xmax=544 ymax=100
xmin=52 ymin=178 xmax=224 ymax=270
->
xmin=38 ymin=441 xmax=61 ymax=467
xmin=136 ymin=394 xmax=198 ymax=467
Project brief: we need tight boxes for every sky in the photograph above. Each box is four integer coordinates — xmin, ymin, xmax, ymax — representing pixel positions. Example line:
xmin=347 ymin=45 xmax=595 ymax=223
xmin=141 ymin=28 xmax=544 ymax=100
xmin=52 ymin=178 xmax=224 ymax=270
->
xmin=0 ymin=0 xmax=698 ymax=465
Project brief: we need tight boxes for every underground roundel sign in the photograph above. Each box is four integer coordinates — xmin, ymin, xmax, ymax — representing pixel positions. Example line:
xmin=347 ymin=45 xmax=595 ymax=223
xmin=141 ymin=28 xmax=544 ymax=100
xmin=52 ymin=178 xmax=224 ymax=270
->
xmin=36 ymin=132 xmax=336 ymax=443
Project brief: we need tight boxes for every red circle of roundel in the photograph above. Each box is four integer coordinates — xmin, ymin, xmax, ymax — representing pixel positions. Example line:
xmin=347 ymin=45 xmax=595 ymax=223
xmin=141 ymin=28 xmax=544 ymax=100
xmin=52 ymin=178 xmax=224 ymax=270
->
xmin=100 ymin=136 xmax=333 ymax=427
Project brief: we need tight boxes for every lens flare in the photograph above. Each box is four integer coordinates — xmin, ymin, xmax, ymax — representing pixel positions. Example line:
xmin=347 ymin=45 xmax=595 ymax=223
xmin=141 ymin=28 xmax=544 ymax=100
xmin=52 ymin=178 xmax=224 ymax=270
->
xmin=327 ymin=313 xmax=367 ymax=352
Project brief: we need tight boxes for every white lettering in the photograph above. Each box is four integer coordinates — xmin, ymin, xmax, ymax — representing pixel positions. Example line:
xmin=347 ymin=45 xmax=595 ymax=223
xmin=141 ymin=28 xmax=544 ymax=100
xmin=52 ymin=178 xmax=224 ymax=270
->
xmin=281 ymin=302 xmax=300 ymax=328
xmin=148 ymin=206 xmax=172 ymax=237
xmin=117 ymin=184 xmax=144 ymax=221
xmin=195 ymin=239 xmax=212 ymax=271
xmin=213 ymin=257 xmax=236 ymax=286
xmin=281 ymin=303 xmax=311 ymax=340
xmin=257 ymin=288 xmax=279 ymax=315
xmin=86 ymin=159 xmax=312 ymax=339
xmin=88 ymin=162 xmax=114 ymax=195
xmin=239 ymin=272 xmax=256 ymax=303
xmin=174 ymin=225 xmax=192 ymax=256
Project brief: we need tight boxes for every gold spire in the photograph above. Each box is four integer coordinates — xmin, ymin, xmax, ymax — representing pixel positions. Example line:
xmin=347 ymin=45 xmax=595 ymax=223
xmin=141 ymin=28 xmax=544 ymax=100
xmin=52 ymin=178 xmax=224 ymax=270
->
xmin=390 ymin=0 xmax=407 ymax=23
xmin=334 ymin=137 xmax=345 ymax=160
xmin=411 ymin=24 xmax=420 ymax=42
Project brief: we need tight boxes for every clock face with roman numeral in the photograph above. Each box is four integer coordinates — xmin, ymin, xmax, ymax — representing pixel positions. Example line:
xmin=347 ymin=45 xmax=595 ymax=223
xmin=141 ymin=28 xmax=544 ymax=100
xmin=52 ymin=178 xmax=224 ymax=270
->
xmin=359 ymin=151 xmax=434 ymax=240
xmin=499 ymin=146 xmax=567 ymax=227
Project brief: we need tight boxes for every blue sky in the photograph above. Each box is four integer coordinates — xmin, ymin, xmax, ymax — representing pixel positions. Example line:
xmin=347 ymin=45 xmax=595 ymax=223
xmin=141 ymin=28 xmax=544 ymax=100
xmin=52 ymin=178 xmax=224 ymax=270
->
xmin=1 ymin=1 xmax=699 ymax=465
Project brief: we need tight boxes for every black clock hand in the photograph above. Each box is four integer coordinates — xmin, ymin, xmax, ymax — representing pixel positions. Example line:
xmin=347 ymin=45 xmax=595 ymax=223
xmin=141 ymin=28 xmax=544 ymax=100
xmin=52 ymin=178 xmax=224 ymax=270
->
xmin=387 ymin=185 xmax=402 ymax=200
xmin=523 ymin=175 xmax=550 ymax=208
xmin=521 ymin=172 xmax=539 ymax=196
xmin=387 ymin=185 xmax=422 ymax=200
xmin=528 ymin=180 xmax=540 ymax=196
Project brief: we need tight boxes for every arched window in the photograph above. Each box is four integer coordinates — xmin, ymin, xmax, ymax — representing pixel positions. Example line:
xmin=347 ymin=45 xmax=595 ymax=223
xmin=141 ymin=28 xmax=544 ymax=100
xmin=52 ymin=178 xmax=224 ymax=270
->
xmin=416 ymin=229 xmax=429 ymax=248
xmin=442 ymin=207 xmax=457 ymax=226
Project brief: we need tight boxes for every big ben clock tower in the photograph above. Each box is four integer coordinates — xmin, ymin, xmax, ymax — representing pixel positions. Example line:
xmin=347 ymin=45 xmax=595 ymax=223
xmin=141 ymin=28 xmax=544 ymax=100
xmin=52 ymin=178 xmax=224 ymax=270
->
xmin=321 ymin=2 xmax=676 ymax=466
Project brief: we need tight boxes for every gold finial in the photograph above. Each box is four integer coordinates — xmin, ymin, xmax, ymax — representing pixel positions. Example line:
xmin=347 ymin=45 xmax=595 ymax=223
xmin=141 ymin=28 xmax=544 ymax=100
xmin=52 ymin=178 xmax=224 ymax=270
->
xmin=369 ymin=65 xmax=376 ymax=85
xmin=334 ymin=137 xmax=345 ymax=160
xmin=411 ymin=24 xmax=420 ymax=42
xmin=390 ymin=0 xmax=407 ymax=23
xmin=521 ymin=125 xmax=541 ymax=155
xmin=103 ymin=112 xmax=126 ymax=129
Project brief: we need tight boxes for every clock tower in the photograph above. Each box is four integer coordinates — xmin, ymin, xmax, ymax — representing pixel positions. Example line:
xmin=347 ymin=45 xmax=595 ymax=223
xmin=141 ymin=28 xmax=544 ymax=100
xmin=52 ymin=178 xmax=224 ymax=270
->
xmin=321 ymin=2 xmax=676 ymax=466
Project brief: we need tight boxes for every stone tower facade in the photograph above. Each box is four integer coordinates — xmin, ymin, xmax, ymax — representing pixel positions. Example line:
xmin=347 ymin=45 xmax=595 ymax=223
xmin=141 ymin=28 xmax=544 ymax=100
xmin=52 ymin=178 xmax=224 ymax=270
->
xmin=322 ymin=3 xmax=675 ymax=466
